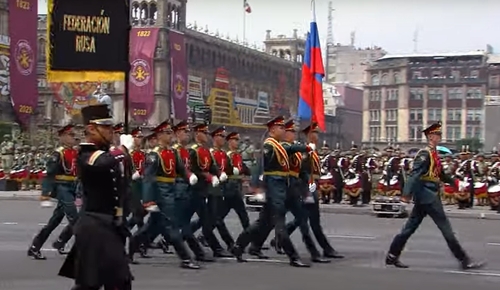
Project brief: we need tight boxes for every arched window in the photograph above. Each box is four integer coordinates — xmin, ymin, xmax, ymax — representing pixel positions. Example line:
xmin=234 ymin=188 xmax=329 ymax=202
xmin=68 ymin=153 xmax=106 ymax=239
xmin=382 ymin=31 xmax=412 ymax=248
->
xmin=38 ymin=38 xmax=46 ymax=60
xmin=371 ymin=75 xmax=380 ymax=86
xmin=394 ymin=72 xmax=401 ymax=84
xmin=381 ymin=74 xmax=389 ymax=85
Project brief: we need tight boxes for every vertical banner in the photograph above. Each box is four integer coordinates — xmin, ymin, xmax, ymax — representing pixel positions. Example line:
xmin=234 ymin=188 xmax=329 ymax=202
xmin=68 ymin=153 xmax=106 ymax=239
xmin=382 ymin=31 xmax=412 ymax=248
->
xmin=129 ymin=28 xmax=159 ymax=122
xmin=169 ymin=30 xmax=188 ymax=120
xmin=9 ymin=0 xmax=38 ymax=127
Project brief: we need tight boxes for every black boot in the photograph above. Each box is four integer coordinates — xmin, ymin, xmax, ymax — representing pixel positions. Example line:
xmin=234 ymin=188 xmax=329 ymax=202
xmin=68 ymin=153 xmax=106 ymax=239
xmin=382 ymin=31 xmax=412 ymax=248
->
xmin=197 ymin=235 xmax=209 ymax=247
xmin=52 ymin=240 xmax=69 ymax=255
xmin=323 ymin=250 xmax=344 ymax=259
xmin=311 ymin=256 xmax=331 ymax=263
xmin=248 ymin=247 xmax=269 ymax=259
xmin=385 ymin=254 xmax=409 ymax=268
xmin=27 ymin=245 xmax=46 ymax=260
xmin=180 ymin=260 xmax=201 ymax=270
xmin=290 ymin=258 xmax=311 ymax=268
xmin=461 ymin=258 xmax=486 ymax=270
xmin=230 ymin=245 xmax=247 ymax=263
xmin=139 ymin=244 xmax=151 ymax=258
xmin=158 ymin=238 xmax=173 ymax=254
xmin=213 ymin=248 xmax=233 ymax=258
xmin=270 ymin=238 xmax=284 ymax=255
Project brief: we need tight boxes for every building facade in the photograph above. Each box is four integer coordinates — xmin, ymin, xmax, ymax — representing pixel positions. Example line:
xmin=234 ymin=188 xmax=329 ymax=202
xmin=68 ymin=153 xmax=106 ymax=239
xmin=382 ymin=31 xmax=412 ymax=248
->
xmin=36 ymin=0 xmax=303 ymax=139
xmin=484 ymin=55 xmax=500 ymax=151
xmin=325 ymin=44 xmax=386 ymax=88
xmin=362 ymin=52 xmax=488 ymax=149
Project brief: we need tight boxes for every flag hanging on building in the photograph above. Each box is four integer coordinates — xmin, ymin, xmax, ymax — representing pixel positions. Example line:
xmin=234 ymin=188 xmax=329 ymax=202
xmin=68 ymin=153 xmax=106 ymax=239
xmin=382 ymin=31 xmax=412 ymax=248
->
xmin=298 ymin=0 xmax=325 ymax=131
xmin=244 ymin=0 xmax=252 ymax=13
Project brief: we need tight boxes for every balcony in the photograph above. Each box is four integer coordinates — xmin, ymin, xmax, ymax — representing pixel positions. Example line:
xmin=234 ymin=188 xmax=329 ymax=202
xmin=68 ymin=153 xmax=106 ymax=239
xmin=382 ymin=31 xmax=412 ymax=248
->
xmin=408 ymin=76 xmax=486 ymax=85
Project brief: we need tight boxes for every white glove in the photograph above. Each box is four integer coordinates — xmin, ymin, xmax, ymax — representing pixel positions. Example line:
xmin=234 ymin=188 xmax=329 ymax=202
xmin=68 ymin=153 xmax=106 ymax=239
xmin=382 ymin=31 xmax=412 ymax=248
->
xmin=132 ymin=171 xmax=141 ymax=180
xmin=119 ymin=134 xmax=134 ymax=151
xmin=40 ymin=200 xmax=55 ymax=208
xmin=233 ymin=167 xmax=240 ymax=176
xmin=259 ymin=174 xmax=263 ymax=181
xmin=212 ymin=176 xmax=220 ymax=187
xmin=308 ymin=143 xmax=316 ymax=151
xmin=308 ymin=183 xmax=317 ymax=193
xmin=189 ymin=174 xmax=198 ymax=185
xmin=219 ymin=172 xmax=228 ymax=182
xmin=321 ymin=168 xmax=326 ymax=174
xmin=145 ymin=204 xmax=160 ymax=212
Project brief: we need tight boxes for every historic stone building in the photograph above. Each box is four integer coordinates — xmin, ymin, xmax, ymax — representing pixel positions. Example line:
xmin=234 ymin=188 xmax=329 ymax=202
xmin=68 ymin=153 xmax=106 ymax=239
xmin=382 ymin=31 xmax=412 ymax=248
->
xmin=36 ymin=0 xmax=304 ymax=138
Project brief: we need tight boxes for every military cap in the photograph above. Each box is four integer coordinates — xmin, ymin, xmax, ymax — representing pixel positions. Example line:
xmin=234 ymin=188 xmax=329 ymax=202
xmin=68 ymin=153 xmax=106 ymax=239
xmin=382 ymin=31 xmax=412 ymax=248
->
xmin=57 ymin=124 xmax=74 ymax=135
xmin=491 ymin=147 xmax=498 ymax=157
xmin=266 ymin=116 xmax=285 ymax=128
xmin=384 ymin=145 xmax=394 ymax=153
xmin=173 ymin=120 xmax=190 ymax=132
xmin=459 ymin=145 xmax=470 ymax=155
xmin=226 ymin=132 xmax=240 ymax=141
xmin=131 ymin=127 xmax=143 ymax=138
xmin=144 ymin=130 xmax=156 ymax=140
xmin=113 ymin=122 xmax=125 ymax=134
xmin=302 ymin=122 xmax=320 ymax=134
xmin=81 ymin=104 xmax=113 ymax=126
xmin=422 ymin=121 xmax=442 ymax=135
xmin=192 ymin=123 xmax=209 ymax=133
xmin=284 ymin=120 xmax=296 ymax=132
xmin=350 ymin=141 xmax=358 ymax=151
xmin=152 ymin=120 xmax=173 ymax=133
xmin=210 ymin=126 xmax=226 ymax=138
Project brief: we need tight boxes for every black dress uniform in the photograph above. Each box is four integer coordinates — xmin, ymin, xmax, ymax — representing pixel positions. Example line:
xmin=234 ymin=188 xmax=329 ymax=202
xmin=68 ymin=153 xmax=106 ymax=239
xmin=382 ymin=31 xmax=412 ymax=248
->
xmin=386 ymin=122 xmax=484 ymax=270
xmin=58 ymin=105 xmax=132 ymax=290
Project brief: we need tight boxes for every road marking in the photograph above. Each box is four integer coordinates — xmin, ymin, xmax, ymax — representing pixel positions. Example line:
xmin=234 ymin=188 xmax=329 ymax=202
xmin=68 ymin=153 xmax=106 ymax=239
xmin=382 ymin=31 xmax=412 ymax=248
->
xmin=487 ymin=242 xmax=500 ymax=246
xmin=327 ymin=234 xmax=376 ymax=240
xmin=40 ymin=248 xmax=58 ymax=252
xmin=219 ymin=257 xmax=286 ymax=263
xmin=2 ymin=222 xmax=18 ymax=225
xmin=445 ymin=270 xmax=500 ymax=277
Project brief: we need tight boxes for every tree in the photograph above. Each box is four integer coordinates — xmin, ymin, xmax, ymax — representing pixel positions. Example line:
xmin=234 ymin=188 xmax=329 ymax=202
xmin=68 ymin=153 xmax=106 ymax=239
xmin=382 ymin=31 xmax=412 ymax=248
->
xmin=455 ymin=138 xmax=483 ymax=152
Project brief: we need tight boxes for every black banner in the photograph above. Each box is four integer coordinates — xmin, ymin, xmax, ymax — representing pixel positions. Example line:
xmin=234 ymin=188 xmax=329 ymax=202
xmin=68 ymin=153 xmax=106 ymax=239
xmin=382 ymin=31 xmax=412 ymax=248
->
xmin=48 ymin=0 xmax=129 ymax=72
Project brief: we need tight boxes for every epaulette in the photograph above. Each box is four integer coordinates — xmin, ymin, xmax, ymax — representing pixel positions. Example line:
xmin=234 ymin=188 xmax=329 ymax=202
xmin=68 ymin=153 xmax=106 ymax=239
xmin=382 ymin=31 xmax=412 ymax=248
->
xmin=191 ymin=144 xmax=199 ymax=150
xmin=56 ymin=146 xmax=64 ymax=153
xmin=152 ymin=146 xmax=160 ymax=153
xmin=209 ymin=148 xmax=214 ymax=153
xmin=172 ymin=143 xmax=180 ymax=150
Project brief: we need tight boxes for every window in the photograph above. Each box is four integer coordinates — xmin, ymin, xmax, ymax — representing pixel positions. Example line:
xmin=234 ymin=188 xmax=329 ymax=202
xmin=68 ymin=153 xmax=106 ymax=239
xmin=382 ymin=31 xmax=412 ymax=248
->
xmin=489 ymin=75 xmax=500 ymax=87
xmin=489 ymin=89 xmax=499 ymax=96
xmin=410 ymin=88 xmax=424 ymax=100
xmin=432 ymin=71 xmax=442 ymax=78
xmin=369 ymin=110 xmax=380 ymax=122
xmin=447 ymin=88 xmax=463 ymax=99
xmin=447 ymin=109 xmax=462 ymax=121
xmin=386 ymin=89 xmax=399 ymax=101
xmin=394 ymin=73 xmax=401 ymax=84
xmin=409 ymin=125 xmax=423 ymax=141
xmin=371 ymin=75 xmax=380 ymax=86
xmin=381 ymin=74 xmax=389 ymax=85
xmin=386 ymin=109 xmax=397 ymax=121
xmin=470 ymin=70 xmax=479 ymax=78
xmin=428 ymin=89 xmax=443 ymax=100
xmin=369 ymin=126 xmax=381 ymax=141
xmin=446 ymin=126 xmax=462 ymax=141
xmin=385 ymin=126 xmax=397 ymax=142
xmin=409 ymin=109 xmax=423 ymax=121
xmin=428 ymin=108 xmax=442 ymax=121
xmin=466 ymin=108 xmax=483 ymax=122
xmin=412 ymin=71 xmax=421 ymax=79
xmin=466 ymin=88 xmax=482 ymax=99
xmin=451 ymin=70 xmax=460 ymax=79
xmin=466 ymin=126 xmax=481 ymax=139
xmin=369 ymin=90 xmax=381 ymax=101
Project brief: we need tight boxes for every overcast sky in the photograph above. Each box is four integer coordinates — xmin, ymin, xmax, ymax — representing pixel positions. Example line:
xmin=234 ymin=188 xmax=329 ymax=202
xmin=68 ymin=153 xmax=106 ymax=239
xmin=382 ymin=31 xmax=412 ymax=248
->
xmin=37 ymin=0 xmax=500 ymax=54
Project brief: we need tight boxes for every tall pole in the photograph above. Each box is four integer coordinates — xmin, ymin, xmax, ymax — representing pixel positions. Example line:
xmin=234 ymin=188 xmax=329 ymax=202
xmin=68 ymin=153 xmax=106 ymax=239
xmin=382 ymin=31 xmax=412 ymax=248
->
xmin=124 ymin=11 xmax=131 ymax=133
xmin=242 ymin=3 xmax=246 ymax=43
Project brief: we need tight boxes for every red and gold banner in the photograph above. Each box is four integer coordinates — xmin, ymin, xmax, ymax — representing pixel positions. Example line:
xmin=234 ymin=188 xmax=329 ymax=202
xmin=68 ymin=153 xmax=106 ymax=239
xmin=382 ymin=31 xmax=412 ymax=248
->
xmin=129 ymin=28 xmax=159 ymax=122
xmin=169 ymin=30 xmax=188 ymax=120
xmin=9 ymin=0 xmax=38 ymax=127
xmin=50 ymin=82 xmax=100 ymax=115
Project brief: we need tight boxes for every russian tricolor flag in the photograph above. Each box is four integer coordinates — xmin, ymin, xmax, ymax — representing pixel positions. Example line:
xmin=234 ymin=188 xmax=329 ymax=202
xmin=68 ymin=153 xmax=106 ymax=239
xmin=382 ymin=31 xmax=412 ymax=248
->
xmin=298 ymin=0 xmax=325 ymax=131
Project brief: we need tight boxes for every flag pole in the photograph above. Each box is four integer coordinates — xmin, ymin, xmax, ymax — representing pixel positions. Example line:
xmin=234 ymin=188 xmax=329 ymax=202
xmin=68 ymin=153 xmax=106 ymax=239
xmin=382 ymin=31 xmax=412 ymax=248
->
xmin=243 ymin=1 xmax=246 ymax=43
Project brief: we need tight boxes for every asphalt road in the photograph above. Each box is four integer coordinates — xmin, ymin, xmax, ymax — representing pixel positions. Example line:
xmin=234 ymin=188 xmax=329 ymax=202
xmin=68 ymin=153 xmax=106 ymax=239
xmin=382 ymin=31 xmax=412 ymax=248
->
xmin=0 ymin=200 xmax=499 ymax=290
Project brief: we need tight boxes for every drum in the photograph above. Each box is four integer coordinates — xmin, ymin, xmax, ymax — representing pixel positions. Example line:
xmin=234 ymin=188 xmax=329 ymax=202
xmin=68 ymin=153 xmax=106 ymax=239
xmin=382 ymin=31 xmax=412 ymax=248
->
xmin=455 ymin=180 xmax=471 ymax=201
xmin=318 ymin=174 xmax=334 ymax=202
xmin=344 ymin=176 xmax=362 ymax=197
xmin=0 ymin=169 xmax=5 ymax=179
xmin=376 ymin=176 xmax=400 ymax=196
xmin=487 ymin=184 xmax=500 ymax=210
xmin=473 ymin=182 xmax=488 ymax=199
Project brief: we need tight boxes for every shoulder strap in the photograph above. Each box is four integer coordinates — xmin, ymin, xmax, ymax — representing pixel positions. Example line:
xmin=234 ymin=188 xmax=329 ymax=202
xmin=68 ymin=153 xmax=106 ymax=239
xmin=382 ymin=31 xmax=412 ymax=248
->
xmin=88 ymin=150 xmax=105 ymax=165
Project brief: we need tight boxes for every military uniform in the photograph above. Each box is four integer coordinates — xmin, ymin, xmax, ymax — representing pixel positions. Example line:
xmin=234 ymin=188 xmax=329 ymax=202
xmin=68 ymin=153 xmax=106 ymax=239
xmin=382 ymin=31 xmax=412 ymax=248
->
xmin=217 ymin=132 xmax=251 ymax=243
xmin=386 ymin=122 xmax=484 ymax=270
xmin=282 ymin=122 xmax=343 ymax=259
xmin=232 ymin=116 xmax=312 ymax=267
xmin=184 ymin=123 xmax=230 ymax=257
xmin=1 ymin=134 xmax=14 ymax=170
xmin=58 ymin=104 xmax=133 ymax=290
xmin=135 ymin=120 xmax=199 ymax=269
xmin=28 ymin=124 xmax=78 ymax=260
xmin=128 ymin=127 xmax=146 ymax=230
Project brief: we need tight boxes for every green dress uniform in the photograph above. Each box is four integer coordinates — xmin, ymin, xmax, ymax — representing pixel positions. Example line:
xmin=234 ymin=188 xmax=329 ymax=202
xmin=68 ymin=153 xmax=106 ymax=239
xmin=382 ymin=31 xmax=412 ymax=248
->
xmin=136 ymin=120 xmax=199 ymax=269
xmin=232 ymin=116 xmax=311 ymax=267
xmin=28 ymin=124 xmax=78 ymax=260
xmin=386 ymin=122 xmax=484 ymax=270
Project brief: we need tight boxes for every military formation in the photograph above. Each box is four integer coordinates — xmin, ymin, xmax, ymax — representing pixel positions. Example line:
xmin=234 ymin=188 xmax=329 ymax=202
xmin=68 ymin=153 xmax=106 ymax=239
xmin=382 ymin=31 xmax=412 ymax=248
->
xmin=317 ymin=140 xmax=500 ymax=213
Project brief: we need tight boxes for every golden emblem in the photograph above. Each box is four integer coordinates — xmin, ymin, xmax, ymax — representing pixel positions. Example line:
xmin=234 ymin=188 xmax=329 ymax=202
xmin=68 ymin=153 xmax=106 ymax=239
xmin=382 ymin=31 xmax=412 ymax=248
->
xmin=131 ymin=65 xmax=149 ymax=81
xmin=18 ymin=49 xmax=31 ymax=69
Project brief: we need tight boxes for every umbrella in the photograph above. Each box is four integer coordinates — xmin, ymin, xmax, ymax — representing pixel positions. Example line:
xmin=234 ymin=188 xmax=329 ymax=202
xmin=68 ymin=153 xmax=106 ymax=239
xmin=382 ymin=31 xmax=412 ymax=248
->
xmin=437 ymin=145 xmax=452 ymax=154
